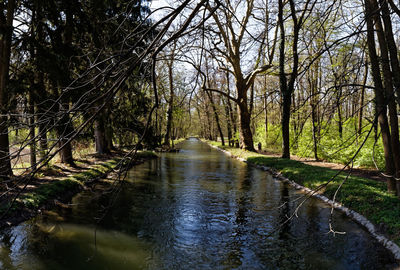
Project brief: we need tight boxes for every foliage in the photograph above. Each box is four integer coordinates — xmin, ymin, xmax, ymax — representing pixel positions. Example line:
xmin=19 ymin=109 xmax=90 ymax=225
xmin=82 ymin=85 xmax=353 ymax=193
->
xmin=253 ymin=117 xmax=385 ymax=169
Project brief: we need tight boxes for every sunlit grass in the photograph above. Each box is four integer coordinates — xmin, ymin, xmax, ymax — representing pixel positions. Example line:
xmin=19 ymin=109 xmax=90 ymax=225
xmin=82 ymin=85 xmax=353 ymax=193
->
xmin=173 ymin=138 xmax=186 ymax=146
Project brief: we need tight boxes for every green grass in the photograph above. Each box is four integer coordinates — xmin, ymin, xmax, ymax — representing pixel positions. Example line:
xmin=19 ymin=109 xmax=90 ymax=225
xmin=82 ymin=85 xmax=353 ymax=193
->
xmin=173 ymin=138 xmax=186 ymax=146
xmin=5 ymin=151 xmax=157 ymax=216
xmin=17 ymin=160 xmax=119 ymax=209
xmin=20 ymin=178 xmax=82 ymax=208
xmin=135 ymin=151 xmax=158 ymax=159
xmin=205 ymin=140 xmax=400 ymax=244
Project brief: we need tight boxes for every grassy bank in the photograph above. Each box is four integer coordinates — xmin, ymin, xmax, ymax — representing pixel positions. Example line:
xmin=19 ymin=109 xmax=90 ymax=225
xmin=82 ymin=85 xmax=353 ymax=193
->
xmin=0 ymin=151 xmax=157 ymax=227
xmin=173 ymin=138 xmax=187 ymax=146
xmin=205 ymin=140 xmax=400 ymax=245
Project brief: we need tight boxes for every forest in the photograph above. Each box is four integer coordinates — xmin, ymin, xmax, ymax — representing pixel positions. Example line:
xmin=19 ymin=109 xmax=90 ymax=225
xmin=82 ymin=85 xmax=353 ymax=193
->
xmin=1 ymin=0 xmax=400 ymax=268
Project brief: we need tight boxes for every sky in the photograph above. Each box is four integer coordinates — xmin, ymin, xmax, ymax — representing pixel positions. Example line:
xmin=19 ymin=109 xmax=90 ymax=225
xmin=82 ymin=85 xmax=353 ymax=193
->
xmin=149 ymin=0 xmax=171 ymax=20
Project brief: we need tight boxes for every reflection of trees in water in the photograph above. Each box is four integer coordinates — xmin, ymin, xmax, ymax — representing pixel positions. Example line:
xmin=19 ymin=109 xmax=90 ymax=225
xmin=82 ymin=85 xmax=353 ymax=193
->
xmin=278 ymin=184 xmax=290 ymax=240
xmin=0 ymin=231 xmax=15 ymax=269
xmin=223 ymin=167 xmax=252 ymax=268
xmin=304 ymin=199 xmax=321 ymax=237
xmin=165 ymin=155 xmax=175 ymax=185
xmin=276 ymin=184 xmax=307 ymax=269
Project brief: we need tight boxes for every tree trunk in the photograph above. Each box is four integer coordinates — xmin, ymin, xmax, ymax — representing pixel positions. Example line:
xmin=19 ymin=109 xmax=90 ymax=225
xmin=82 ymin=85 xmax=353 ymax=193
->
xmin=310 ymin=79 xmax=319 ymax=161
xmin=237 ymin=80 xmax=255 ymax=151
xmin=337 ymin=90 xmax=343 ymax=139
xmin=33 ymin=1 xmax=48 ymax=160
xmin=292 ymin=92 xmax=297 ymax=139
xmin=278 ymin=0 xmax=301 ymax=159
xmin=206 ymin=90 xmax=225 ymax=145
xmin=370 ymin=0 xmax=400 ymax=195
xmin=380 ymin=0 xmax=400 ymax=106
xmin=57 ymin=94 xmax=75 ymax=166
xmin=164 ymin=60 xmax=174 ymax=147
xmin=309 ymin=51 xmax=320 ymax=161
xmin=105 ymin=121 xmax=114 ymax=151
xmin=264 ymin=92 xmax=268 ymax=147
xmin=358 ymin=60 xmax=368 ymax=136
xmin=376 ymin=0 xmax=400 ymax=195
xmin=56 ymin=2 xmax=75 ymax=166
xmin=104 ymin=105 xmax=114 ymax=150
xmin=205 ymin=101 xmax=213 ymax=140
xmin=223 ymin=97 xmax=233 ymax=147
xmin=226 ymin=71 xmax=237 ymax=146
xmin=365 ymin=0 xmax=397 ymax=193
xmin=58 ymin=122 xmax=75 ymax=166
xmin=278 ymin=0 xmax=288 ymax=158
xmin=36 ymin=80 xmax=48 ymax=159
xmin=196 ymin=106 xmax=205 ymax=139
xmin=281 ymin=92 xmax=291 ymax=158
xmin=249 ymin=83 xmax=255 ymax=136
xmin=237 ymin=102 xmax=254 ymax=151
xmin=29 ymin=91 xmax=36 ymax=170
xmin=94 ymin=110 xmax=110 ymax=154
xmin=0 ymin=0 xmax=16 ymax=177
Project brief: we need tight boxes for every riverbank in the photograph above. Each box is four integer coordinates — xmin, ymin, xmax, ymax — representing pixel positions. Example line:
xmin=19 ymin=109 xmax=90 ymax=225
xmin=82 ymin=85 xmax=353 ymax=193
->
xmin=203 ymin=139 xmax=400 ymax=259
xmin=0 ymin=150 xmax=157 ymax=229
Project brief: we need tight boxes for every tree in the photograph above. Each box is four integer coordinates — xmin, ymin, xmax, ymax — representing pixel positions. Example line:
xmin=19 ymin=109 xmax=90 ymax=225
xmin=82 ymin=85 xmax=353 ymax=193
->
xmin=278 ymin=0 xmax=315 ymax=158
xmin=0 ymin=0 xmax=15 ymax=177
xmin=364 ymin=0 xmax=400 ymax=195
xmin=205 ymin=0 xmax=273 ymax=151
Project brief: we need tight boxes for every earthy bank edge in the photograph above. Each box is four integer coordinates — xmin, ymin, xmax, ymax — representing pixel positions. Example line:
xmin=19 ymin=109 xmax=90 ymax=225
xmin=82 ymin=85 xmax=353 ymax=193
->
xmin=0 ymin=151 xmax=158 ymax=229
xmin=202 ymin=140 xmax=400 ymax=261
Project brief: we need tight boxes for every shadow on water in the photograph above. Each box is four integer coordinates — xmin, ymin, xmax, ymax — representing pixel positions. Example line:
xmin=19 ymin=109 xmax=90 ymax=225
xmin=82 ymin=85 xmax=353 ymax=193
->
xmin=0 ymin=138 xmax=398 ymax=269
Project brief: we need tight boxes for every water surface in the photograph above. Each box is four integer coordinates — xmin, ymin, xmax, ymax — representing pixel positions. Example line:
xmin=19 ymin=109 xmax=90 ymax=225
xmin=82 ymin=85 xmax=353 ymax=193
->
xmin=0 ymin=138 xmax=397 ymax=269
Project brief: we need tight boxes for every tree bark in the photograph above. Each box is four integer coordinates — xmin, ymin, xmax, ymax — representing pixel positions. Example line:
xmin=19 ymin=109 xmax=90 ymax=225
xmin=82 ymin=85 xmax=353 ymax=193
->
xmin=336 ymin=89 xmax=343 ymax=139
xmin=226 ymin=71 xmax=237 ymax=146
xmin=237 ymin=81 xmax=255 ymax=151
xmin=94 ymin=110 xmax=110 ymax=154
xmin=278 ymin=0 xmax=304 ymax=158
xmin=358 ymin=60 xmax=368 ymax=136
xmin=380 ymin=0 xmax=400 ymax=106
xmin=164 ymin=58 xmax=174 ymax=147
xmin=206 ymin=90 xmax=225 ymax=145
xmin=36 ymin=79 xmax=48 ymax=159
xmin=365 ymin=0 xmax=397 ymax=193
xmin=370 ymin=0 xmax=400 ymax=195
xmin=0 ymin=0 xmax=16 ymax=177
xmin=264 ymin=92 xmax=268 ymax=147
xmin=29 ymin=91 xmax=36 ymax=170
xmin=223 ymin=97 xmax=232 ymax=146
xmin=205 ymin=99 xmax=213 ymax=140
xmin=278 ymin=0 xmax=290 ymax=158
xmin=310 ymin=67 xmax=319 ymax=161
xmin=57 ymin=98 xmax=75 ymax=166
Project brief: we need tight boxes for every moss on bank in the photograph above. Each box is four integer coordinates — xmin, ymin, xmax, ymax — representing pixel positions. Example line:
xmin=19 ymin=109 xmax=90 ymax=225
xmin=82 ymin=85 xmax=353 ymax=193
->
xmin=205 ymin=140 xmax=400 ymax=245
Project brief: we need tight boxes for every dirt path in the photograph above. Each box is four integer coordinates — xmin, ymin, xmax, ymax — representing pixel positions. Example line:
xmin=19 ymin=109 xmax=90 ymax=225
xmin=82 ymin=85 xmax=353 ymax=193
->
xmin=259 ymin=150 xmax=386 ymax=183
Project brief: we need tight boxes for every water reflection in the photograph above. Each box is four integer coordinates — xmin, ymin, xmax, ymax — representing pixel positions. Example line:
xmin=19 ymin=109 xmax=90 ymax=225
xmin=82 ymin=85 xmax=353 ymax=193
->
xmin=0 ymin=138 xmax=397 ymax=269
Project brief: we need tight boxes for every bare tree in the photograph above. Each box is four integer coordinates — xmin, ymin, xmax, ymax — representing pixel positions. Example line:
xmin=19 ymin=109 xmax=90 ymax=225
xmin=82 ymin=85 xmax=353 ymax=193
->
xmin=205 ymin=0 xmax=273 ymax=151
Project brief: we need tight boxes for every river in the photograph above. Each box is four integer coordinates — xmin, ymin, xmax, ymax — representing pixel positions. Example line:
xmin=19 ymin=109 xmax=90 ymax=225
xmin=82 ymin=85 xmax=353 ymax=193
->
xmin=0 ymin=138 xmax=397 ymax=269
